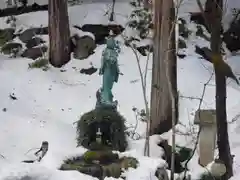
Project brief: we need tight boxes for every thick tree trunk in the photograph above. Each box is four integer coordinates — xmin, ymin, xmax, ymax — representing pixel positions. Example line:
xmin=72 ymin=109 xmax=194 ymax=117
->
xmin=210 ymin=0 xmax=233 ymax=179
xmin=48 ymin=0 xmax=71 ymax=68
xmin=0 ymin=3 xmax=48 ymax=18
xmin=150 ymin=0 xmax=178 ymax=135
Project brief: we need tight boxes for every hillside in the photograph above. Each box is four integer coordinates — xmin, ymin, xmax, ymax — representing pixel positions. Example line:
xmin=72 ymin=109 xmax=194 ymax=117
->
xmin=0 ymin=0 xmax=240 ymax=180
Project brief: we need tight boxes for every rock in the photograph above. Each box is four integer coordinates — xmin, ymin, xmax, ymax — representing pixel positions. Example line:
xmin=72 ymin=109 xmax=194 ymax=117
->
xmin=155 ymin=167 xmax=169 ymax=180
xmin=61 ymin=163 xmax=103 ymax=179
xmin=25 ymin=37 xmax=45 ymax=48
xmin=80 ymin=66 xmax=98 ymax=75
xmin=77 ymin=24 xmax=124 ymax=44
xmin=136 ymin=45 xmax=153 ymax=56
xmin=196 ymin=25 xmax=210 ymax=41
xmin=71 ymin=35 xmax=96 ymax=60
xmin=1 ymin=42 xmax=22 ymax=55
xmin=178 ymin=18 xmax=190 ymax=38
xmin=18 ymin=27 xmax=48 ymax=43
xmin=190 ymin=12 xmax=210 ymax=32
xmin=223 ymin=19 xmax=240 ymax=52
xmin=21 ymin=46 xmax=47 ymax=60
xmin=176 ymin=145 xmax=192 ymax=163
xmin=177 ymin=53 xmax=186 ymax=59
xmin=0 ymin=28 xmax=15 ymax=45
xmin=178 ymin=38 xmax=187 ymax=49
xmin=60 ymin=154 xmax=138 ymax=180
xmin=195 ymin=45 xmax=212 ymax=63
xmin=158 ymin=140 xmax=185 ymax=173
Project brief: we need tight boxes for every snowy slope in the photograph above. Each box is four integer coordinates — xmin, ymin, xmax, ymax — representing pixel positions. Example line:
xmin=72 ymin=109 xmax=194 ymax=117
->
xmin=0 ymin=0 xmax=240 ymax=180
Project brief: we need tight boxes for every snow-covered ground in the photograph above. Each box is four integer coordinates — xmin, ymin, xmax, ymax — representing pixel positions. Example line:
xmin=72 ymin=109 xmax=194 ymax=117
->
xmin=0 ymin=0 xmax=240 ymax=179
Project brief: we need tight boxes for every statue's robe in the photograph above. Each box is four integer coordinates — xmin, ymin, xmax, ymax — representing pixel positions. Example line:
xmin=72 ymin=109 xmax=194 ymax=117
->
xmin=99 ymin=37 xmax=121 ymax=105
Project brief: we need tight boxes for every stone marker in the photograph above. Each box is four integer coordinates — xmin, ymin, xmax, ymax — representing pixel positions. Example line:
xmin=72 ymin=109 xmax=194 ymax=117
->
xmin=194 ymin=109 xmax=216 ymax=166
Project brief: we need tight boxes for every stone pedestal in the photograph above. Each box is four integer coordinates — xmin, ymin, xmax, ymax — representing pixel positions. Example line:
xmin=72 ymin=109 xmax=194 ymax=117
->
xmin=194 ymin=109 xmax=216 ymax=167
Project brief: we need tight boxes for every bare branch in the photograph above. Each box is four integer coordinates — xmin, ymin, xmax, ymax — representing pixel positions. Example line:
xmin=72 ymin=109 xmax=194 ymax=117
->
xmin=183 ymin=72 xmax=214 ymax=180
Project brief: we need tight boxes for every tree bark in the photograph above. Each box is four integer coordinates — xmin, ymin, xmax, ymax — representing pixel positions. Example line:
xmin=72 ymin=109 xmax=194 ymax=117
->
xmin=150 ymin=0 xmax=178 ymax=135
xmin=48 ymin=0 xmax=71 ymax=68
xmin=210 ymin=0 xmax=233 ymax=179
xmin=0 ymin=3 xmax=48 ymax=18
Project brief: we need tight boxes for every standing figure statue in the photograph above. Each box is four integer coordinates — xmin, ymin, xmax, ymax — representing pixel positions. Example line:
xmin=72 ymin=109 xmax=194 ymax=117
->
xmin=98 ymin=31 xmax=121 ymax=108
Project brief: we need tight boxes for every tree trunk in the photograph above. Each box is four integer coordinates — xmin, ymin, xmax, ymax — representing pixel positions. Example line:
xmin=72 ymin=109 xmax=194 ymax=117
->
xmin=210 ymin=0 xmax=233 ymax=179
xmin=48 ymin=0 xmax=71 ymax=68
xmin=150 ymin=0 xmax=178 ymax=135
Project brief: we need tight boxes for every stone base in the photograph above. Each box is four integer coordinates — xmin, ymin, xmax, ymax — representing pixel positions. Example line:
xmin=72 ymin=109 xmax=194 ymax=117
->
xmin=60 ymin=150 xmax=138 ymax=180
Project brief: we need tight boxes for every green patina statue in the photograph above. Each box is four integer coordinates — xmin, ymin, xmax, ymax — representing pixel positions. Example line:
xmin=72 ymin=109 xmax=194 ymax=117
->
xmin=97 ymin=33 xmax=121 ymax=108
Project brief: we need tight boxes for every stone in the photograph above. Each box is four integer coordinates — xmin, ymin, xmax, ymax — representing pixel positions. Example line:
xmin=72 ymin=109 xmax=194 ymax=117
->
xmin=60 ymin=154 xmax=138 ymax=180
xmin=80 ymin=66 xmax=98 ymax=75
xmin=223 ymin=19 xmax=240 ymax=52
xmin=178 ymin=38 xmax=187 ymax=49
xmin=195 ymin=45 xmax=212 ymax=63
xmin=209 ymin=159 xmax=226 ymax=177
xmin=136 ymin=44 xmax=153 ymax=56
xmin=158 ymin=140 xmax=185 ymax=173
xmin=190 ymin=12 xmax=209 ymax=32
xmin=196 ymin=25 xmax=210 ymax=41
xmin=1 ymin=42 xmax=22 ymax=55
xmin=25 ymin=37 xmax=45 ymax=48
xmin=177 ymin=53 xmax=186 ymax=59
xmin=71 ymin=35 xmax=96 ymax=60
xmin=178 ymin=18 xmax=190 ymax=39
xmin=18 ymin=27 xmax=48 ymax=43
xmin=21 ymin=46 xmax=47 ymax=60
xmin=194 ymin=109 xmax=216 ymax=167
xmin=78 ymin=24 xmax=124 ymax=44
xmin=194 ymin=109 xmax=216 ymax=125
xmin=155 ymin=167 xmax=169 ymax=180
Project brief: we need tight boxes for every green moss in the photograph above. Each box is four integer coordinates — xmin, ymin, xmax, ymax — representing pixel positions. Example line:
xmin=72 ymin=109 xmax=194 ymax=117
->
xmin=1 ymin=42 xmax=22 ymax=55
xmin=28 ymin=58 xmax=49 ymax=70
xmin=0 ymin=28 xmax=15 ymax=46
xmin=83 ymin=150 xmax=119 ymax=164
xmin=60 ymin=154 xmax=138 ymax=179
xmin=198 ymin=173 xmax=216 ymax=180
xmin=120 ymin=157 xmax=138 ymax=169
xmin=76 ymin=108 xmax=127 ymax=152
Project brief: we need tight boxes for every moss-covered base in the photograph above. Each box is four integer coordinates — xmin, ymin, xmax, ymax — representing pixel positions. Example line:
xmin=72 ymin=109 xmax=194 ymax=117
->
xmin=76 ymin=107 xmax=127 ymax=152
xmin=60 ymin=150 xmax=138 ymax=180
xmin=197 ymin=173 xmax=220 ymax=180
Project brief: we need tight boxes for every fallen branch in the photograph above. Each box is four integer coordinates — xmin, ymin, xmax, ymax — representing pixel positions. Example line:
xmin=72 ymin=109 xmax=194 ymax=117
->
xmin=0 ymin=3 xmax=48 ymax=18
xmin=0 ymin=154 xmax=6 ymax=159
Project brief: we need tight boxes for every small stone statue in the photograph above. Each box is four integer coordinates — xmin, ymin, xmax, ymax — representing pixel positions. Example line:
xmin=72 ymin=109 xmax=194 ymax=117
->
xmin=98 ymin=31 xmax=121 ymax=107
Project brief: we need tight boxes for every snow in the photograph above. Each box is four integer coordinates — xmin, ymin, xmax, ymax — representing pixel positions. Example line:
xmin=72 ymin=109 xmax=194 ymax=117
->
xmin=1 ymin=0 xmax=240 ymax=179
